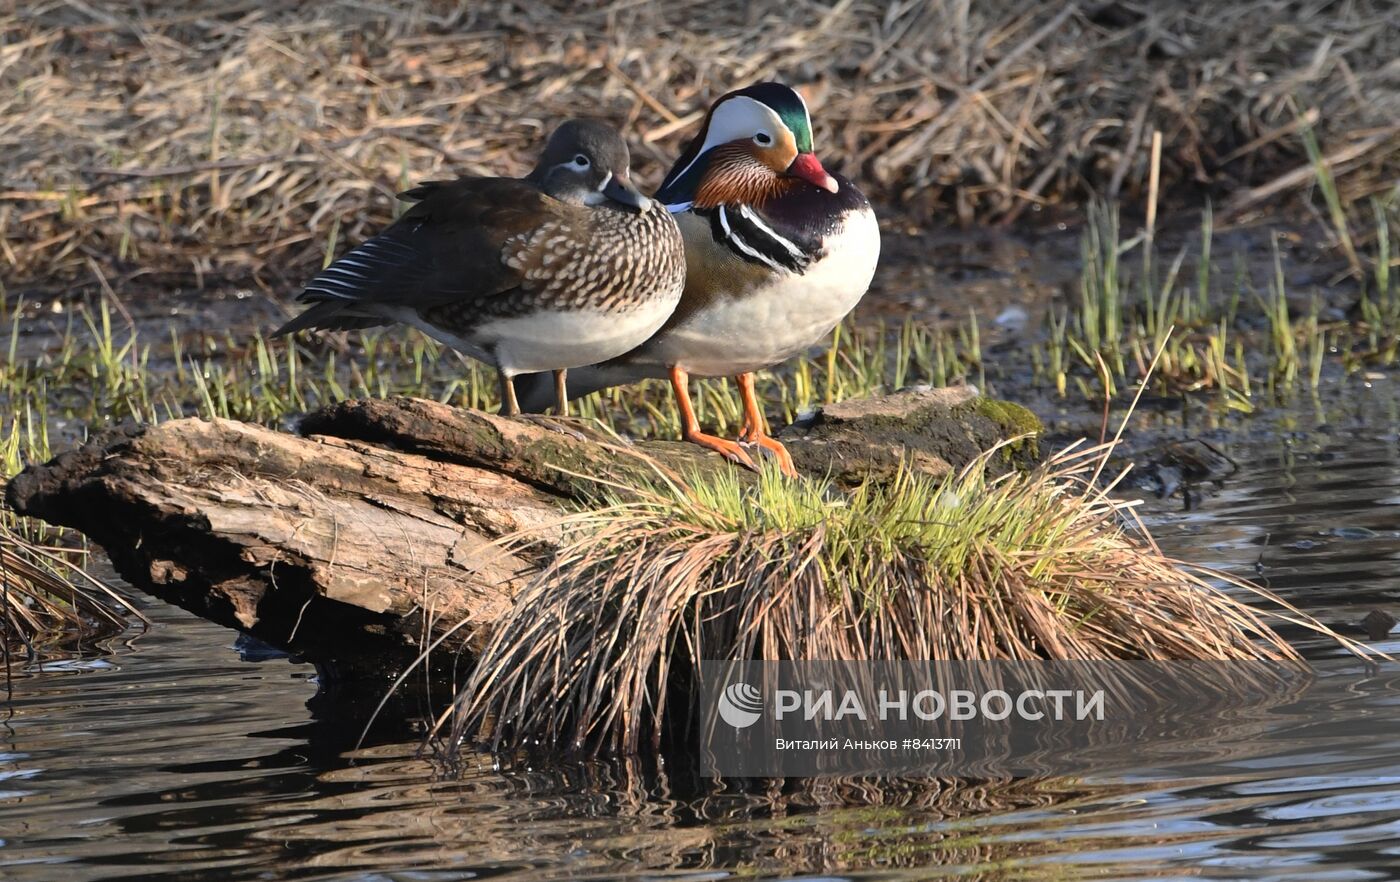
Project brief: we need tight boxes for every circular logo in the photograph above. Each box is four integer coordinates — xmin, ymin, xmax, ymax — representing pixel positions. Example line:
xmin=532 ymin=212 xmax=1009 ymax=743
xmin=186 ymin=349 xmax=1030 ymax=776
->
xmin=718 ymin=682 xmax=763 ymax=729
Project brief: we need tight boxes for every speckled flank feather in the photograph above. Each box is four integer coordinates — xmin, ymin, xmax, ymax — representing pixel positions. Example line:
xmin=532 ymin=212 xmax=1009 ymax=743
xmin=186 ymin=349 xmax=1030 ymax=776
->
xmin=283 ymin=178 xmax=683 ymax=325
xmin=416 ymin=204 xmax=684 ymax=326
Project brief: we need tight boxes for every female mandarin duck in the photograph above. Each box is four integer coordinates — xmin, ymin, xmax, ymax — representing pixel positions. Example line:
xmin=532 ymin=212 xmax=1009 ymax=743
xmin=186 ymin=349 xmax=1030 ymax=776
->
xmin=518 ymin=83 xmax=880 ymax=475
xmin=277 ymin=120 xmax=686 ymax=415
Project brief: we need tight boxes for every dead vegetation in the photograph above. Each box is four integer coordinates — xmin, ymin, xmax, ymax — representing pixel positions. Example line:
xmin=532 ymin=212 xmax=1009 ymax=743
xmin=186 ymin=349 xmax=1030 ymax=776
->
xmin=2 ymin=404 xmax=142 ymax=661
xmin=2 ymin=0 xmax=1397 ymax=294
xmin=1 ymin=510 xmax=145 ymax=662
xmin=452 ymin=439 xmax=1362 ymax=755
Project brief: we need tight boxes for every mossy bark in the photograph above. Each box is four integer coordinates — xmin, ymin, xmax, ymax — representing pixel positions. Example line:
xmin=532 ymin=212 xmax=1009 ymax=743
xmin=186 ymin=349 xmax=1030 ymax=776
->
xmin=779 ymin=386 xmax=1040 ymax=483
xmin=6 ymin=388 xmax=1039 ymax=677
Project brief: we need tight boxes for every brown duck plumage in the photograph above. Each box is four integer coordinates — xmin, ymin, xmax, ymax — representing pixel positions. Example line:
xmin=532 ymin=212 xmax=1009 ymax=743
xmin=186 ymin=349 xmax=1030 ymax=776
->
xmin=276 ymin=120 xmax=685 ymax=414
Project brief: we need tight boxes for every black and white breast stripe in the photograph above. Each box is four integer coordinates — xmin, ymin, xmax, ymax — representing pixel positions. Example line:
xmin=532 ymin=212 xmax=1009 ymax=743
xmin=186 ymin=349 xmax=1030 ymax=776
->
xmin=302 ymin=234 xmax=422 ymax=301
xmin=704 ymin=204 xmax=816 ymax=275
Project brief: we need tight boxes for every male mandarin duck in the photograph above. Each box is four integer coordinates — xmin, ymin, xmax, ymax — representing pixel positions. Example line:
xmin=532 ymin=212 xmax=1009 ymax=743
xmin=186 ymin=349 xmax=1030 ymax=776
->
xmin=517 ymin=83 xmax=880 ymax=475
xmin=276 ymin=120 xmax=686 ymax=415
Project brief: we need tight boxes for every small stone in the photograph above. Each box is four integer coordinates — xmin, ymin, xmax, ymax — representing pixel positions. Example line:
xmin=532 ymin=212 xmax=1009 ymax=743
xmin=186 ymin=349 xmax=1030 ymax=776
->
xmin=1362 ymin=609 xmax=1397 ymax=641
xmin=995 ymin=305 xmax=1030 ymax=333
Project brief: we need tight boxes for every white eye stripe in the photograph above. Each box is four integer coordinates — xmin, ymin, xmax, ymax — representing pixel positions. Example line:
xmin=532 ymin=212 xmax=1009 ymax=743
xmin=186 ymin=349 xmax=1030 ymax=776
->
xmin=558 ymin=154 xmax=592 ymax=174
xmin=667 ymin=96 xmax=789 ymax=189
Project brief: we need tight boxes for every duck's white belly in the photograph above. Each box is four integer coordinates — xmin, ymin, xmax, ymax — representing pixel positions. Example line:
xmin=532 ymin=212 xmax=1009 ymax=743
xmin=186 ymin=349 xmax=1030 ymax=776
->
xmin=481 ymin=296 xmax=679 ymax=375
xmin=383 ymin=292 xmax=681 ymax=376
xmin=649 ymin=208 xmax=880 ymax=377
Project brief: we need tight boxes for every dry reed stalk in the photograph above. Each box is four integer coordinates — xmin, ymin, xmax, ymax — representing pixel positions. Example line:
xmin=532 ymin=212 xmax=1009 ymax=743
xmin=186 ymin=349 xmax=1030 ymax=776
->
xmin=1 ymin=516 xmax=146 ymax=659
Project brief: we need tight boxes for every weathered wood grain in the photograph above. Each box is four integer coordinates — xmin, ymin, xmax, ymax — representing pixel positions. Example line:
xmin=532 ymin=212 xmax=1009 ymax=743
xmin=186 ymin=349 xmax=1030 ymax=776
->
xmin=6 ymin=387 xmax=1036 ymax=677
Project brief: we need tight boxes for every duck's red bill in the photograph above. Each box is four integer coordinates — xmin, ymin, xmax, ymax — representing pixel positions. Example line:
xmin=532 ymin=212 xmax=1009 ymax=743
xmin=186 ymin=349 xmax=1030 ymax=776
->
xmin=788 ymin=153 xmax=839 ymax=193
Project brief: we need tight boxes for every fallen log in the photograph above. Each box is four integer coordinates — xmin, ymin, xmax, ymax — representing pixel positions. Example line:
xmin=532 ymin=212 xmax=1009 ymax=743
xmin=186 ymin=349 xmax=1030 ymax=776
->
xmin=5 ymin=386 xmax=1038 ymax=677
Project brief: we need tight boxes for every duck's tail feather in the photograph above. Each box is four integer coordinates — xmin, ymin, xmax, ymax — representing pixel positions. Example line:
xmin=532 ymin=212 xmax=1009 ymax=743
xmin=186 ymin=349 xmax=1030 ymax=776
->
xmin=514 ymin=363 xmax=668 ymax=413
xmin=273 ymin=302 xmax=389 ymax=336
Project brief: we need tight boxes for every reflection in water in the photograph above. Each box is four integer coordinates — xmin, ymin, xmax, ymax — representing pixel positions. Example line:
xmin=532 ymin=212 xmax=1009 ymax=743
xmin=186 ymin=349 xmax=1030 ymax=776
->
xmin=4 ymin=426 xmax=1400 ymax=881
xmin=1150 ymin=416 xmax=1400 ymax=655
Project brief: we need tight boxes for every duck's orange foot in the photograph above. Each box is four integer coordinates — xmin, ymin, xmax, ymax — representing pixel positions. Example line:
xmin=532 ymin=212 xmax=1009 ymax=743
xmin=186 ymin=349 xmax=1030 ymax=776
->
xmin=739 ymin=427 xmax=798 ymax=478
xmin=683 ymin=428 xmax=757 ymax=470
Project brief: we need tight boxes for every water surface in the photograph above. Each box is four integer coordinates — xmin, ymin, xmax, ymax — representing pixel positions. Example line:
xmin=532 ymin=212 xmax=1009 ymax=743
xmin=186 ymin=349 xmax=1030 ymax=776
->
xmin=5 ymin=405 xmax=1400 ymax=881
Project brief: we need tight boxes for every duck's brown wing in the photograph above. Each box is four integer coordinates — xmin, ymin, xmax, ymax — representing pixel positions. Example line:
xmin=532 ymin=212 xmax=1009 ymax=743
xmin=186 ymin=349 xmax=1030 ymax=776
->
xmin=278 ymin=177 xmax=577 ymax=333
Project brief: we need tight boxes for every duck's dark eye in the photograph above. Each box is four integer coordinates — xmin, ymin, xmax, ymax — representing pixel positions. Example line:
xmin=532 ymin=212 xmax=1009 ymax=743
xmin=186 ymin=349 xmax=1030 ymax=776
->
xmin=573 ymin=154 xmax=591 ymax=168
xmin=754 ymin=132 xmax=773 ymax=146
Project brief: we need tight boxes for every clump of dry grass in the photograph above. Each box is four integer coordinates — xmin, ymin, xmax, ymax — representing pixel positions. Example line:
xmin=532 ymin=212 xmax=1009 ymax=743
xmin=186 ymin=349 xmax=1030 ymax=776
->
xmin=1 ymin=521 xmax=143 ymax=660
xmin=450 ymin=439 xmax=1356 ymax=756
xmin=3 ymin=1 xmax=1397 ymax=292
xmin=1 ymin=415 xmax=144 ymax=661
